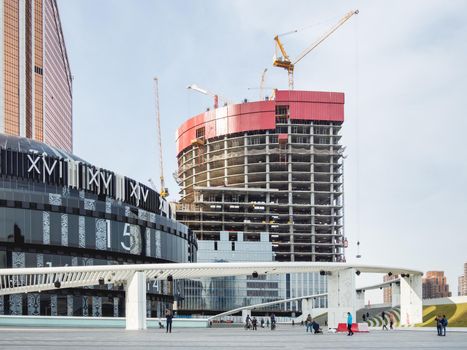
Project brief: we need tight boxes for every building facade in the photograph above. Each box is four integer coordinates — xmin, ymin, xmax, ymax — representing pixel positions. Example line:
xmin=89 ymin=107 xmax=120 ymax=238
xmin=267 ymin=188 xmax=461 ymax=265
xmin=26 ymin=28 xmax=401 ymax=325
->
xmin=458 ymin=262 xmax=467 ymax=296
xmin=177 ymin=231 xmax=327 ymax=315
xmin=422 ymin=271 xmax=451 ymax=299
xmin=0 ymin=0 xmax=73 ymax=152
xmin=383 ymin=274 xmax=398 ymax=304
xmin=0 ymin=134 xmax=197 ymax=316
xmin=175 ymin=90 xmax=344 ymax=313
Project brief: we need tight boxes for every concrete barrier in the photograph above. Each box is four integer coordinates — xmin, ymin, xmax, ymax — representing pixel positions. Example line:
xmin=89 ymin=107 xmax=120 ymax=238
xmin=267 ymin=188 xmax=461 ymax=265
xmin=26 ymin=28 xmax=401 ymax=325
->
xmin=336 ymin=322 xmax=369 ymax=333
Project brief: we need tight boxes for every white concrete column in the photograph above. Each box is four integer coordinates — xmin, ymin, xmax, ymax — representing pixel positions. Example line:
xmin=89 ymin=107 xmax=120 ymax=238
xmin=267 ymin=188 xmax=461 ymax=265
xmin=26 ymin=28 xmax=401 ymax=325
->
xmin=302 ymin=298 xmax=310 ymax=321
xmin=125 ymin=271 xmax=147 ymax=330
xmin=356 ymin=290 xmax=365 ymax=311
xmin=399 ymin=274 xmax=422 ymax=326
xmin=327 ymin=268 xmax=356 ymax=329
xmin=391 ymin=282 xmax=401 ymax=307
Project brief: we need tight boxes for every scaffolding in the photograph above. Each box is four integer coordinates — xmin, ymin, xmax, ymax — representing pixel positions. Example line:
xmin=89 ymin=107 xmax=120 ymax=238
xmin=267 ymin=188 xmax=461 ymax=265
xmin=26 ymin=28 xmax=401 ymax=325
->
xmin=176 ymin=102 xmax=345 ymax=263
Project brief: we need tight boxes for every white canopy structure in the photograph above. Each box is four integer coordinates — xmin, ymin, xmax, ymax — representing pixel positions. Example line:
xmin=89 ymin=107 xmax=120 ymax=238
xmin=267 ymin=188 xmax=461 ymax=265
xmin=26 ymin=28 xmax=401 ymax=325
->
xmin=0 ymin=262 xmax=423 ymax=330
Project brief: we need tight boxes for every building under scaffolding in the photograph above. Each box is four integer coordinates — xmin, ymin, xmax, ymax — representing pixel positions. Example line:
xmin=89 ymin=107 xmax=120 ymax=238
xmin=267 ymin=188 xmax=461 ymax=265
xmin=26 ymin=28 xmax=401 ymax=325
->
xmin=175 ymin=90 xmax=345 ymax=314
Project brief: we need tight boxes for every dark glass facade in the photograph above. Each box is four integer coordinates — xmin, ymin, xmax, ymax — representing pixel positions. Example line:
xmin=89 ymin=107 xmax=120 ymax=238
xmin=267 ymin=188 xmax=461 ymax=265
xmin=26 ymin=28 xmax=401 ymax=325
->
xmin=0 ymin=134 xmax=197 ymax=317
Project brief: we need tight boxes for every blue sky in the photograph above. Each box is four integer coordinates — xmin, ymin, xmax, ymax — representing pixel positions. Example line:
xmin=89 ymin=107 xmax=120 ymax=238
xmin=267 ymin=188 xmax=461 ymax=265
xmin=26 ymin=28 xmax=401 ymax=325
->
xmin=58 ymin=0 xmax=467 ymax=299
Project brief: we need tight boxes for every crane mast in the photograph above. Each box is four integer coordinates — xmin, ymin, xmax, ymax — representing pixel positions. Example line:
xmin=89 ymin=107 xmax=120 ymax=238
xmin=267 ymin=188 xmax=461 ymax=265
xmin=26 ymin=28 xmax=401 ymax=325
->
xmin=153 ymin=77 xmax=168 ymax=198
xmin=273 ymin=9 xmax=359 ymax=89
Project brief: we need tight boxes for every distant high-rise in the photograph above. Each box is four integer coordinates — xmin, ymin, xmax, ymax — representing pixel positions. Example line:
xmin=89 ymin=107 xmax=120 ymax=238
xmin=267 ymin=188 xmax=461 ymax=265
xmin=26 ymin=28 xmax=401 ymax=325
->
xmin=0 ymin=0 xmax=72 ymax=152
xmin=458 ymin=262 xmax=467 ymax=296
xmin=422 ymin=271 xmax=451 ymax=299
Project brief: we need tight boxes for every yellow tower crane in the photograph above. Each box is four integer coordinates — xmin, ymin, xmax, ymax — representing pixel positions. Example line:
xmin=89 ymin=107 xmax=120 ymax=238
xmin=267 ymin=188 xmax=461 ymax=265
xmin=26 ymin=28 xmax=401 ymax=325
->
xmin=273 ymin=9 xmax=359 ymax=89
xmin=153 ymin=77 xmax=169 ymax=198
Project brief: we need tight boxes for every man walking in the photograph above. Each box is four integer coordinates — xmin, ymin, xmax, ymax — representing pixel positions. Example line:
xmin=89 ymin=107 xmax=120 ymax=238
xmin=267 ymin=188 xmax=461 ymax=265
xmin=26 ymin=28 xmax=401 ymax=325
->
xmin=435 ymin=315 xmax=442 ymax=336
xmin=165 ymin=308 xmax=173 ymax=333
xmin=305 ymin=314 xmax=312 ymax=332
xmin=347 ymin=312 xmax=354 ymax=336
xmin=270 ymin=313 xmax=276 ymax=330
xmin=381 ymin=311 xmax=388 ymax=330
xmin=245 ymin=314 xmax=251 ymax=330
xmin=389 ymin=313 xmax=395 ymax=330
xmin=441 ymin=315 xmax=448 ymax=336
xmin=252 ymin=317 xmax=258 ymax=331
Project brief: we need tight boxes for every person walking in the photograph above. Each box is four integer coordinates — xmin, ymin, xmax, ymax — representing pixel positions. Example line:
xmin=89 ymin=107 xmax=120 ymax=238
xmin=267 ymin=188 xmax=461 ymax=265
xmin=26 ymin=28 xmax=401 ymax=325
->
xmin=271 ymin=313 xmax=276 ymax=330
xmin=165 ymin=308 xmax=173 ymax=333
xmin=347 ymin=312 xmax=354 ymax=336
xmin=252 ymin=317 xmax=258 ymax=330
xmin=435 ymin=315 xmax=442 ymax=336
xmin=266 ymin=318 xmax=270 ymax=328
xmin=305 ymin=314 xmax=312 ymax=332
xmin=245 ymin=314 xmax=252 ymax=330
xmin=381 ymin=311 xmax=388 ymax=330
xmin=261 ymin=318 xmax=265 ymax=328
xmin=389 ymin=313 xmax=395 ymax=330
xmin=441 ymin=315 xmax=448 ymax=336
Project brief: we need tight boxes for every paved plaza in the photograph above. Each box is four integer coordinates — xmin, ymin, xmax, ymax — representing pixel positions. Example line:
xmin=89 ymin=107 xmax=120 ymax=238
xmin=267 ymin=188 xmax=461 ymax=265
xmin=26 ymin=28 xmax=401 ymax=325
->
xmin=0 ymin=326 xmax=466 ymax=349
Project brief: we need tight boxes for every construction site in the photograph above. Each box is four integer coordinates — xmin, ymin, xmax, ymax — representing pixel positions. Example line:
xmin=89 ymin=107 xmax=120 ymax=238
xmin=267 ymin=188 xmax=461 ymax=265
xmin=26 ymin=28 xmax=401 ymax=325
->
xmin=175 ymin=90 xmax=345 ymax=263
xmin=151 ymin=10 xmax=358 ymax=313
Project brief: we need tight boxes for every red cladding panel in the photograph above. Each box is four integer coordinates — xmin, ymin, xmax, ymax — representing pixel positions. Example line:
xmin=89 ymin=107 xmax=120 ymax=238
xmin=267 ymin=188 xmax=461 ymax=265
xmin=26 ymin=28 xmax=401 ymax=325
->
xmin=215 ymin=107 xmax=229 ymax=136
xmin=230 ymin=111 xmax=275 ymax=134
xmin=275 ymin=90 xmax=344 ymax=104
xmin=176 ymin=101 xmax=275 ymax=154
xmin=176 ymin=90 xmax=344 ymax=154
xmin=276 ymin=90 xmax=344 ymax=121
xmin=288 ymin=102 xmax=344 ymax=121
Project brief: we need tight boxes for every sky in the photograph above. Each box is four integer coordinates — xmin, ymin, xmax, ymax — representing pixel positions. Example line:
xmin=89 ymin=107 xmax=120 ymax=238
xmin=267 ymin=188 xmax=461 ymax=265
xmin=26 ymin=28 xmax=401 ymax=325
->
xmin=57 ymin=0 xmax=467 ymax=301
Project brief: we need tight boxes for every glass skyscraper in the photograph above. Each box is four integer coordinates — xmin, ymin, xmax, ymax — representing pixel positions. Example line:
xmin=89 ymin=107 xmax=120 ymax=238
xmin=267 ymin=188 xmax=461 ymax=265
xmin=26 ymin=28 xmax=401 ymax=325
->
xmin=0 ymin=0 xmax=73 ymax=152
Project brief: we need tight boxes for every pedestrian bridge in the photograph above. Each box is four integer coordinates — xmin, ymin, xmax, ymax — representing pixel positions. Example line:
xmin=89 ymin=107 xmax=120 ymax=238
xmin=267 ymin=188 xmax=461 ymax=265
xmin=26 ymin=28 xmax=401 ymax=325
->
xmin=0 ymin=262 xmax=422 ymax=330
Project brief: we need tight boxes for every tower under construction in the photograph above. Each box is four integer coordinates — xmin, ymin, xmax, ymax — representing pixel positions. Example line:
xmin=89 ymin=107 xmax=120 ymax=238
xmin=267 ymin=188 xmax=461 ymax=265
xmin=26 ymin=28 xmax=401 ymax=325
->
xmin=176 ymin=90 xmax=345 ymax=263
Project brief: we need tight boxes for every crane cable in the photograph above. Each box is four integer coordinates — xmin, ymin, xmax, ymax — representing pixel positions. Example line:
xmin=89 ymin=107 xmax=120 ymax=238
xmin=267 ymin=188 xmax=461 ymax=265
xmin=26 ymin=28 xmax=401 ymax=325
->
xmin=353 ymin=15 xmax=362 ymax=259
xmin=277 ymin=14 xmax=341 ymax=38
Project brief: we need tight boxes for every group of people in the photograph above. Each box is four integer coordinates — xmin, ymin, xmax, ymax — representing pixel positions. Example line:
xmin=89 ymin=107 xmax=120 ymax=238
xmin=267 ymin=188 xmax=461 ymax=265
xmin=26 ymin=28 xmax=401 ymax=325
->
xmin=304 ymin=314 xmax=322 ymax=334
xmin=435 ymin=315 xmax=448 ymax=336
xmin=380 ymin=311 xmax=395 ymax=330
xmin=245 ymin=314 xmax=276 ymax=330
xmin=362 ymin=310 xmax=395 ymax=330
